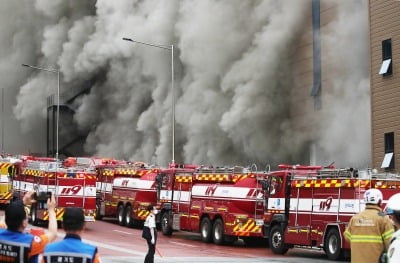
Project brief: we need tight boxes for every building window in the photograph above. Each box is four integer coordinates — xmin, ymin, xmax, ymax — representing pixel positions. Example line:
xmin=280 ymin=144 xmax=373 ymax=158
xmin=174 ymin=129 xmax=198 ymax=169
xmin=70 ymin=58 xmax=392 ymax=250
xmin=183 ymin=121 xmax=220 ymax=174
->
xmin=381 ymin=132 xmax=394 ymax=169
xmin=379 ymin=39 xmax=392 ymax=76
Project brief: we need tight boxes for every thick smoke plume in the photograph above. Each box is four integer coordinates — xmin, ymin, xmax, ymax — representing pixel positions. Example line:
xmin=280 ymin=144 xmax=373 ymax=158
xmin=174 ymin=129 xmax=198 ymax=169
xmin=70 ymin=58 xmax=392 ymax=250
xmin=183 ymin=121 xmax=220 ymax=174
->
xmin=0 ymin=0 xmax=370 ymax=168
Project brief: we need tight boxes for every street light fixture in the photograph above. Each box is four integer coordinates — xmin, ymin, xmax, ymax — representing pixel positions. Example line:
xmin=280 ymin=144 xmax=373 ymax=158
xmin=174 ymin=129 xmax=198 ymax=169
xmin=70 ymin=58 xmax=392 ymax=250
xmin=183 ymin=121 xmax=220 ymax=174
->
xmin=22 ymin=64 xmax=60 ymax=163
xmin=122 ymin=37 xmax=175 ymax=164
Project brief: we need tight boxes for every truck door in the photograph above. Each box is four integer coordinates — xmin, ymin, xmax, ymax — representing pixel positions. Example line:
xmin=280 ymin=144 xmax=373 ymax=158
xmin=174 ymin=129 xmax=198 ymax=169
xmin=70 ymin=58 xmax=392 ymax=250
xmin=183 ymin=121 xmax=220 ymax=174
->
xmin=174 ymin=173 xmax=193 ymax=231
xmin=265 ymin=175 xmax=285 ymax=211
xmin=285 ymin=180 xmax=312 ymax=245
xmin=157 ymin=172 xmax=173 ymax=203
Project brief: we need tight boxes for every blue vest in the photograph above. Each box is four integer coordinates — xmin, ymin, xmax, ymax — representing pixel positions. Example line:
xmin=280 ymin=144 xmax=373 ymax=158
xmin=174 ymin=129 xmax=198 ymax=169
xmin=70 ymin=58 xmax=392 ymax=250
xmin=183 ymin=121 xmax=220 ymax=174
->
xmin=0 ymin=228 xmax=34 ymax=263
xmin=43 ymin=234 xmax=97 ymax=263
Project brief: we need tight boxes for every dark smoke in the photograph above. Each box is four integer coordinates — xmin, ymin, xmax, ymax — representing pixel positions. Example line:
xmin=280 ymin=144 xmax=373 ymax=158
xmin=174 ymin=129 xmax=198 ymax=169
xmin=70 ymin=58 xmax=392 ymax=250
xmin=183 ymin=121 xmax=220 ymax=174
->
xmin=0 ymin=0 xmax=370 ymax=168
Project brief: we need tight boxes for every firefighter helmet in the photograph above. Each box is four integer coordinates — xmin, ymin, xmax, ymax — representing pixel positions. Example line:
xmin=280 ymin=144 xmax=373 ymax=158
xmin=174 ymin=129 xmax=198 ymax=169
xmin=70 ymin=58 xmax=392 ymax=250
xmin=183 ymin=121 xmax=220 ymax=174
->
xmin=363 ymin=188 xmax=383 ymax=205
xmin=385 ymin=193 xmax=400 ymax=215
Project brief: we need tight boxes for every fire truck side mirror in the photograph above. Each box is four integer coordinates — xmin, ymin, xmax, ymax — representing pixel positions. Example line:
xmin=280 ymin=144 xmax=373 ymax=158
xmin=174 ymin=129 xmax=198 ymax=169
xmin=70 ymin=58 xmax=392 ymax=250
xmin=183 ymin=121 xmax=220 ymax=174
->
xmin=8 ymin=166 xmax=14 ymax=177
xmin=156 ymin=174 xmax=162 ymax=187
xmin=261 ymin=180 xmax=270 ymax=191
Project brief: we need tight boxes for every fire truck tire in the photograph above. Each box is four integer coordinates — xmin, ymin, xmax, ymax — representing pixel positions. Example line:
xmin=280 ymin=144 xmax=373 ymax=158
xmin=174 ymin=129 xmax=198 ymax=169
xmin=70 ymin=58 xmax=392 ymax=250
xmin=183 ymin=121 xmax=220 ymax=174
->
xmin=269 ymin=225 xmax=289 ymax=254
xmin=95 ymin=203 xmax=103 ymax=220
xmin=124 ymin=205 xmax=133 ymax=227
xmin=161 ymin=212 xmax=173 ymax=236
xmin=212 ymin=218 xmax=226 ymax=245
xmin=324 ymin=228 xmax=344 ymax=260
xmin=200 ymin=217 xmax=213 ymax=243
xmin=117 ymin=204 xmax=125 ymax=226
xmin=30 ymin=204 xmax=39 ymax=226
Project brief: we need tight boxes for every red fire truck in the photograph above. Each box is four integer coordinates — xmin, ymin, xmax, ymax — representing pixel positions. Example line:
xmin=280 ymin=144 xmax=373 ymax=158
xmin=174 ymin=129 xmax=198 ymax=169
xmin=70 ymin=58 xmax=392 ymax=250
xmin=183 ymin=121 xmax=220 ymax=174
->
xmin=0 ymin=156 xmax=24 ymax=205
xmin=95 ymin=161 xmax=161 ymax=227
xmin=13 ymin=157 xmax=97 ymax=225
xmin=156 ymin=164 xmax=269 ymax=245
xmin=264 ymin=164 xmax=400 ymax=260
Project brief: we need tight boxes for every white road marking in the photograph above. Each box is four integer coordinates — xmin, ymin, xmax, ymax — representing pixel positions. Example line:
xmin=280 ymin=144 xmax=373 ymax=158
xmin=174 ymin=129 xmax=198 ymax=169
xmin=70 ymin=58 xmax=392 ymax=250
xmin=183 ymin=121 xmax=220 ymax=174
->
xmin=113 ymin=229 xmax=134 ymax=235
xmin=83 ymin=238 xmax=146 ymax=256
xmin=56 ymin=232 xmax=146 ymax=256
xmin=169 ymin=241 xmax=197 ymax=247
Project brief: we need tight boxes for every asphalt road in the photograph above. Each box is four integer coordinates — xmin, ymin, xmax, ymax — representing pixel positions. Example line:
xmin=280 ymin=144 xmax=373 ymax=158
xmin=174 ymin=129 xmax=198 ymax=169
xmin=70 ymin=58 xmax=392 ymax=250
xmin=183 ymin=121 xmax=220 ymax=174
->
xmin=0 ymin=211 xmax=348 ymax=263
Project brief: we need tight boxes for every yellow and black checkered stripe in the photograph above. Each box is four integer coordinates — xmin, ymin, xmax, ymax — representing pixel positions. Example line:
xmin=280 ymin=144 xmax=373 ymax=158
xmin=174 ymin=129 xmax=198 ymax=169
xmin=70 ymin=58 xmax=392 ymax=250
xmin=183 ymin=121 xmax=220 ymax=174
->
xmin=232 ymin=174 xmax=249 ymax=182
xmin=0 ymin=163 xmax=12 ymax=170
xmin=232 ymin=219 xmax=262 ymax=236
xmin=43 ymin=208 xmax=65 ymax=221
xmin=137 ymin=209 xmax=150 ymax=220
xmin=0 ymin=192 xmax=12 ymax=203
xmin=175 ymin=175 xmax=192 ymax=183
xmin=374 ymin=181 xmax=400 ymax=189
xmin=102 ymin=169 xmax=114 ymax=176
xmin=293 ymin=179 xmax=372 ymax=188
xmin=189 ymin=173 xmax=254 ymax=183
xmin=114 ymin=168 xmax=158 ymax=177
xmin=23 ymin=169 xmax=44 ymax=176
xmin=22 ymin=169 xmax=95 ymax=179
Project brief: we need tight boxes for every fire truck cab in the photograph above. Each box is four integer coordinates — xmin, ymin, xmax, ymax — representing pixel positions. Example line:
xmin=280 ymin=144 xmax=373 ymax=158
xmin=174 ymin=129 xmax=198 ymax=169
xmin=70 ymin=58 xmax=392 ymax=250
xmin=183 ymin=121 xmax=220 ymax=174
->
xmin=264 ymin=164 xmax=400 ymax=260
xmin=0 ymin=156 xmax=23 ymax=205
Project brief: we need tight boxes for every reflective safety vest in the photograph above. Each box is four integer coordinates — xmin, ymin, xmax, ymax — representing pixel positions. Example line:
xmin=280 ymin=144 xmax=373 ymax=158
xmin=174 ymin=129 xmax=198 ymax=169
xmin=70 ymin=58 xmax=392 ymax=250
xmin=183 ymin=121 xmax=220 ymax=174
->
xmin=387 ymin=229 xmax=400 ymax=263
xmin=0 ymin=229 xmax=33 ymax=263
xmin=43 ymin=234 xmax=97 ymax=263
xmin=344 ymin=205 xmax=395 ymax=263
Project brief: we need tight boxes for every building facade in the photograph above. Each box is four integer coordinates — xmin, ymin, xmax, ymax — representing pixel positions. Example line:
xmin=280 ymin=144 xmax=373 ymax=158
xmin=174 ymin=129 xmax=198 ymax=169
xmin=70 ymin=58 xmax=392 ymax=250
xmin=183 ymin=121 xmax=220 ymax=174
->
xmin=369 ymin=1 xmax=400 ymax=171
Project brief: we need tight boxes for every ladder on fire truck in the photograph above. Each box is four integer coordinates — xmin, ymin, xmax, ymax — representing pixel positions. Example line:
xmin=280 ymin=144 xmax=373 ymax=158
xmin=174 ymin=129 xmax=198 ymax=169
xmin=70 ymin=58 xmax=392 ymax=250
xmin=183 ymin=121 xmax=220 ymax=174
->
xmin=251 ymin=164 xmax=265 ymax=221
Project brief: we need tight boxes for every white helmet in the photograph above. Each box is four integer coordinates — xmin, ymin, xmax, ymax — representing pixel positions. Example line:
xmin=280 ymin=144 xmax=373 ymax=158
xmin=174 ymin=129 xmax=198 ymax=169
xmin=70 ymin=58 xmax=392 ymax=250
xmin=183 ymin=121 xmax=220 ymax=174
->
xmin=363 ymin=188 xmax=383 ymax=205
xmin=385 ymin=193 xmax=400 ymax=215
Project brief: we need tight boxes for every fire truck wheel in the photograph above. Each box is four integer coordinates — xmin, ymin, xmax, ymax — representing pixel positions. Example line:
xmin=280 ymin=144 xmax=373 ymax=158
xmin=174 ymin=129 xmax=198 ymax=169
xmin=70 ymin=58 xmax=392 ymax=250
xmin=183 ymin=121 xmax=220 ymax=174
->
xmin=30 ymin=204 xmax=39 ymax=226
xmin=269 ymin=225 xmax=289 ymax=254
xmin=125 ymin=205 xmax=133 ymax=227
xmin=212 ymin=218 xmax=225 ymax=245
xmin=200 ymin=217 xmax=213 ymax=243
xmin=95 ymin=203 xmax=103 ymax=220
xmin=324 ymin=228 xmax=343 ymax=260
xmin=161 ymin=212 xmax=173 ymax=236
xmin=117 ymin=204 xmax=125 ymax=226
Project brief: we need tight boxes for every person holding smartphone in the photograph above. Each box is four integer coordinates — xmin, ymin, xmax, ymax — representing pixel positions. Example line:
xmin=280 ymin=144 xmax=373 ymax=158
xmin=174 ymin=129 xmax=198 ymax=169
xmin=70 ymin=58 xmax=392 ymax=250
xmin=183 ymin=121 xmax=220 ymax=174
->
xmin=0 ymin=191 xmax=57 ymax=262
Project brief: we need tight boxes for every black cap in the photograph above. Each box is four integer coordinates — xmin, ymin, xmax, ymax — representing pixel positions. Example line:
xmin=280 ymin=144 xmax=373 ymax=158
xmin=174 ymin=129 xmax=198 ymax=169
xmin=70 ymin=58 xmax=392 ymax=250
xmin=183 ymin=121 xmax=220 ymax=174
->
xmin=6 ymin=201 xmax=27 ymax=231
xmin=63 ymin=207 xmax=85 ymax=231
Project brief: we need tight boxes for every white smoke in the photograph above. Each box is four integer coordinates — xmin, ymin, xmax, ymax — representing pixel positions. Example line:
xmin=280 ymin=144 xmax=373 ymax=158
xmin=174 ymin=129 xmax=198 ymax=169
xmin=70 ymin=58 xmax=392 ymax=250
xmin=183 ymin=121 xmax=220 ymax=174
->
xmin=317 ymin=0 xmax=370 ymax=168
xmin=1 ymin=0 xmax=370 ymax=168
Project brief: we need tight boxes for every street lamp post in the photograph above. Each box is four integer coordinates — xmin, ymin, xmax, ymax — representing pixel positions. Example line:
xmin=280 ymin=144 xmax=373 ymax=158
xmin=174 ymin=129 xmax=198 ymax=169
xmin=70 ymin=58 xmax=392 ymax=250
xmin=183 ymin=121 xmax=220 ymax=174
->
xmin=122 ymin=37 xmax=175 ymax=164
xmin=22 ymin=64 xmax=60 ymax=163
xmin=1 ymin=88 xmax=4 ymax=155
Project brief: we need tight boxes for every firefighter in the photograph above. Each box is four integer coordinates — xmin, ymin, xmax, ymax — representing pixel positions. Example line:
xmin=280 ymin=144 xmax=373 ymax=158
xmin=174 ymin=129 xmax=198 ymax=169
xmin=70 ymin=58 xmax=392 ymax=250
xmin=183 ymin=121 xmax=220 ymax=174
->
xmin=42 ymin=207 xmax=101 ymax=263
xmin=143 ymin=204 xmax=158 ymax=263
xmin=0 ymin=191 xmax=57 ymax=262
xmin=384 ymin=193 xmax=400 ymax=263
xmin=344 ymin=188 xmax=394 ymax=263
